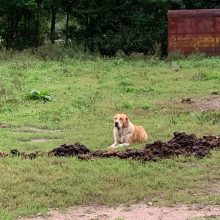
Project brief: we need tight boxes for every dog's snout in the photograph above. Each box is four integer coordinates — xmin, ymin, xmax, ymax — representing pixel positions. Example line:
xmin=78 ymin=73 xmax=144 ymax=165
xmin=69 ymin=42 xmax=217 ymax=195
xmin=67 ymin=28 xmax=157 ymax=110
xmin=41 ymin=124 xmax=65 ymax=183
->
xmin=115 ymin=122 xmax=119 ymax=127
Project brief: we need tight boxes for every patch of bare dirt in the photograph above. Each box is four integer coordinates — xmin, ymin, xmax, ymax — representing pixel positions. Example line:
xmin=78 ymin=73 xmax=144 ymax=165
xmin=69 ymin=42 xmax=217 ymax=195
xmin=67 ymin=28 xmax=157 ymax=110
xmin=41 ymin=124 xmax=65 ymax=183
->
xmin=31 ymin=138 xmax=49 ymax=143
xmin=0 ymin=151 xmax=7 ymax=157
xmin=0 ymin=122 xmax=10 ymax=128
xmin=14 ymin=127 xmax=60 ymax=133
xmin=159 ymin=95 xmax=220 ymax=112
xmin=206 ymin=182 xmax=220 ymax=196
xmin=19 ymin=204 xmax=220 ymax=220
xmin=181 ymin=95 xmax=220 ymax=111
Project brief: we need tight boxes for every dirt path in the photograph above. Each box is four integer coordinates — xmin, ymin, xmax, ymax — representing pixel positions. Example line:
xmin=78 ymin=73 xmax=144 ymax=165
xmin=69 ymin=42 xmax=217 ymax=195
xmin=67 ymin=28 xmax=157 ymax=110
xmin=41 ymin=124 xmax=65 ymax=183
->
xmin=20 ymin=204 xmax=220 ymax=220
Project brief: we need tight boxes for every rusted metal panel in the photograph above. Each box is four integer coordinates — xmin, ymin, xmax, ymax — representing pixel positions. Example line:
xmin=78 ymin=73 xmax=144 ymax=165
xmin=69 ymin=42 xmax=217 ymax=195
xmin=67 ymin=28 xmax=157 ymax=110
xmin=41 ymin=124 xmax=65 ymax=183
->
xmin=168 ymin=9 xmax=220 ymax=55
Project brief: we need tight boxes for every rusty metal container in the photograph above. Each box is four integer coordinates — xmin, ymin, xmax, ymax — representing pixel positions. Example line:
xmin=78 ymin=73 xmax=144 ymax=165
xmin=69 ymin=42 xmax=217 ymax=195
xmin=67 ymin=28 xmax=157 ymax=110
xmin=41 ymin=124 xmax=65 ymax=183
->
xmin=168 ymin=9 xmax=220 ymax=55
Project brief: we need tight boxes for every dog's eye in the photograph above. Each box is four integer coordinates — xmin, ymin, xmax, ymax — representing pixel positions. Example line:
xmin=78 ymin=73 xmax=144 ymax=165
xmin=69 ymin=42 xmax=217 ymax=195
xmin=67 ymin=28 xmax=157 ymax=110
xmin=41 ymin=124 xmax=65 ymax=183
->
xmin=114 ymin=118 xmax=117 ymax=120
xmin=119 ymin=118 xmax=122 ymax=120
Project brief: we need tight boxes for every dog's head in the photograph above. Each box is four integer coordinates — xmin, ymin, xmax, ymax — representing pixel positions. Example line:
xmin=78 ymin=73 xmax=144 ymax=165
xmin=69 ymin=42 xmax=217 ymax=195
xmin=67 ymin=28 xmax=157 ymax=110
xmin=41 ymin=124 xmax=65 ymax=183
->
xmin=113 ymin=113 xmax=129 ymax=129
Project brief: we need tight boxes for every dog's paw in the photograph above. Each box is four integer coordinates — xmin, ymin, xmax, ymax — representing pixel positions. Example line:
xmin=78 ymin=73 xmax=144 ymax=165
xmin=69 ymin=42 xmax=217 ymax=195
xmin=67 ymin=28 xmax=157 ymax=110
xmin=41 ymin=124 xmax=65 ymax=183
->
xmin=116 ymin=143 xmax=129 ymax=148
xmin=107 ymin=145 xmax=117 ymax=149
xmin=115 ymin=144 xmax=126 ymax=148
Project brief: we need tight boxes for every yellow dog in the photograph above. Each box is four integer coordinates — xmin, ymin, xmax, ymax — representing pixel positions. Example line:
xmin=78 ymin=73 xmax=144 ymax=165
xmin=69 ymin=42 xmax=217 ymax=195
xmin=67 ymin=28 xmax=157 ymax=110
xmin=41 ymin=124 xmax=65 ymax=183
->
xmin=109 ymin=113 xmax=148 ymax=148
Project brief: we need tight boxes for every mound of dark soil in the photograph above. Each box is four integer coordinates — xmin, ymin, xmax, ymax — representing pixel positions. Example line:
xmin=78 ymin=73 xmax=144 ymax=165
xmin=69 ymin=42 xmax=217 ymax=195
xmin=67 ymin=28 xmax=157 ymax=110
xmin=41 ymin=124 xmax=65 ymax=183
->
xmin=46 ymin=132 xmax=220 ymax=162
xmin=48 ymin=142 xmax=90 ymax=157
xmin=79 ymin=132 xmax=220 ymax=162
xmin=2 ymin=132 xmax=220 ymax=162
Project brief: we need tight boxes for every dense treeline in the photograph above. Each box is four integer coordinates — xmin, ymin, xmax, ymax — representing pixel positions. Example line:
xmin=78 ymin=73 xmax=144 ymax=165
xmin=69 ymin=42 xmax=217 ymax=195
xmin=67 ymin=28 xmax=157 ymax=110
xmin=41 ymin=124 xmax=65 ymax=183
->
xmin=0 ymin=0 xmax=219 ymax=56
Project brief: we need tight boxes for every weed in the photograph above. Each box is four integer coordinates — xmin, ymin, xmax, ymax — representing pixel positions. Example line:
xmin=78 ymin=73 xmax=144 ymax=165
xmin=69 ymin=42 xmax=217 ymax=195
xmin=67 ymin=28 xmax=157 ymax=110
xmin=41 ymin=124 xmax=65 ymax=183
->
xmin=187 ymin=53 xmax=206 ymax=61
xmin=119 ymin=80 xmax=133 ymax=87
xmin=192 ymin=217 xmax=220 ymax=220
xmin=167 ymin=51 xmax=185 ymax=61
xmin=122 ymin=102 xmax=133 ymax=110
xmin=0 ymin=208 xmax=14 ymax=220
xmin=192 ymin=70 xmax=208 ymax=81
xmin=196 ymin=112 xmax=220 ymax=125
xmin=112 ymin=57 xmax=127 ymax=66
xmin=26 ymin=89 xmax=53 ymax=102
xmin=138 ymin=103 xmax=151 ymax=110
xmin=204 ymin=71 xmax=220 ymax=81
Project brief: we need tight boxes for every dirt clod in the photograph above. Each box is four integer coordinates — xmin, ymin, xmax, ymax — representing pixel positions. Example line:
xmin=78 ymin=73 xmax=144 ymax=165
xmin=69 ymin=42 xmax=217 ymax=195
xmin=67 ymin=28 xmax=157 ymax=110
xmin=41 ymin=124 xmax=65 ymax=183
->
xmin=10 ymin=149 xmax=40 ymax=159
xmin=181 ymin=98 xmax=193 ymax=104
xmin=48 ymin=142 xmax=90 ymax=157
xmin=10 ymin=149 xmax=21 ymax=157
xmin=0 ymin=122 xmax=9 ymax=128
xmin=0 ymin=152 xmax=7 ymax=157
xmin=211 ymin=91 xmax=219 ymax=95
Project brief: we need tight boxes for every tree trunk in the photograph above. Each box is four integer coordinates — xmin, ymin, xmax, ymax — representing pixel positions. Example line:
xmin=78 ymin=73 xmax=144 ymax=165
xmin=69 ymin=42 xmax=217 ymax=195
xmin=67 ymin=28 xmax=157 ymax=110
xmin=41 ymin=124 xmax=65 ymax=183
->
xmin=6 ymin=15 xmax=11 ymax=50
xmin=35 ymin=1 xmax=42 ymax=47
xmin=50 ymin=3 xmax=56 ymax=44
xmin=65 ymin=11 xmax=69 ymax=45
xmin=84 ymin=14 xmax=89 ymax=52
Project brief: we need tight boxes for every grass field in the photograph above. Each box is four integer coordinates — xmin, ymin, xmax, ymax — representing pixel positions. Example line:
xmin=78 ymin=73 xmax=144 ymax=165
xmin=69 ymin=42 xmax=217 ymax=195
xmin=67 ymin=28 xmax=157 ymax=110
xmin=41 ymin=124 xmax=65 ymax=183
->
xmin=0 ymin=52 xmax=219 ymax=219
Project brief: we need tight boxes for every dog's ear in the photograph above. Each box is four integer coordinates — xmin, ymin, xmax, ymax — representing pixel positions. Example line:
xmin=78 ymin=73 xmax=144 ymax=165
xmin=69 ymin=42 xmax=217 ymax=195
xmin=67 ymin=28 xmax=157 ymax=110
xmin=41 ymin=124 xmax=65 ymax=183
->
xmin=123 ymin=116 xmax=129 ymax=128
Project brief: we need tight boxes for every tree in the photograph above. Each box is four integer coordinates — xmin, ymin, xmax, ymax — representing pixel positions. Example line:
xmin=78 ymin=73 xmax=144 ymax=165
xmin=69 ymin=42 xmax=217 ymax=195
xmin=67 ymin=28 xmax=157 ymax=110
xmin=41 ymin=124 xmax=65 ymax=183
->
xmin=0 ymin=0 xmax=219 ymax=54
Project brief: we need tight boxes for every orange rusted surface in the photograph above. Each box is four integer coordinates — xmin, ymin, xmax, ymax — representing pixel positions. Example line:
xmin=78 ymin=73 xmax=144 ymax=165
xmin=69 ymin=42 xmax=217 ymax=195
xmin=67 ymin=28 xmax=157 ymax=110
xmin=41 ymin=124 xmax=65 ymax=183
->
xmin=168 ymin=9 xmax=220 ymax=55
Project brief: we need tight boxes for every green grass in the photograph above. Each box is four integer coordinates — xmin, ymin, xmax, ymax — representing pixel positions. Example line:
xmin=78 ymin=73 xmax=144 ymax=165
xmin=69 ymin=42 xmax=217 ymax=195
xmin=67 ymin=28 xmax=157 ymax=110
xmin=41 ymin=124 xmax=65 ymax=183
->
xmin=0 ymin=53 xmax=220 ymax=218
xmin=193 ymin=217 xmax=220 ymax=220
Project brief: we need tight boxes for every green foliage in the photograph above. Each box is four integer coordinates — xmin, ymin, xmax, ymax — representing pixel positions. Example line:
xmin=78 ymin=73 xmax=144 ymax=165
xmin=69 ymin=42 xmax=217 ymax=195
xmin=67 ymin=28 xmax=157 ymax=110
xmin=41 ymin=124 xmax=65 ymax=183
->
xmin=196 ymin=112 xmax=220 ymax=125
xmin=170 ymin=0 xmax=220 ymax=9
xmin=167 ymin=51 xmax=185 ymax=61
xmin=26 ymin=89 xmax=53 ymax=101
xmin=0 ymin=208 xmax=14 ymax=220
xmin=0 ymin=0 xmax=219 ymax=54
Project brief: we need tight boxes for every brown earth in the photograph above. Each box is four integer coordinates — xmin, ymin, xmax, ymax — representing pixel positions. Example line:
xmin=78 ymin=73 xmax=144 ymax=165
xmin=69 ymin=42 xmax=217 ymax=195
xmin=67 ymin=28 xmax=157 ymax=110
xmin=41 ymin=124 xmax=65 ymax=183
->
xmin=1 ymin=132 xmax=220 ymax=161
xmin=19 ymin=204 xmax=220 ymax=220
xmin=0 ymin=122 xmax=9 ymax=128
xmin=48 ymin=132 xmax=220 ymax=162
xmin=16 ymin=127 xmax=60 ymax=133
xmin=48 ymin=142 xmax=90 ymax=157
xmin=181 ymin=95 xmax=220 ymax=111
xmin=158 ymin=95 xmax=220 ymax=112
xmin=31 ymin=138 xmax=49 ymax=143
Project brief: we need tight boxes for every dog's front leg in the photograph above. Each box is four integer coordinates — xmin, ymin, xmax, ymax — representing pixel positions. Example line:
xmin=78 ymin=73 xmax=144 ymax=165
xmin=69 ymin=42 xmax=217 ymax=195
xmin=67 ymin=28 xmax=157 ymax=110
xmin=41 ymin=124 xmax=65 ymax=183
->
xmin=121 ymin=133 xmax=132 ymax=147
xmin=108 ymin=128 xmax=122 ymax=148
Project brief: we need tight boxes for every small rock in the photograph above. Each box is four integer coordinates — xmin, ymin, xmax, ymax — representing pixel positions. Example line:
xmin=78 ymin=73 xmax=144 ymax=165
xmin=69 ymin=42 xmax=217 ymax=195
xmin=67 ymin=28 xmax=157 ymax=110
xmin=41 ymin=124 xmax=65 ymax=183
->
xmin=36 ymin=213 xmax=42 ymax=216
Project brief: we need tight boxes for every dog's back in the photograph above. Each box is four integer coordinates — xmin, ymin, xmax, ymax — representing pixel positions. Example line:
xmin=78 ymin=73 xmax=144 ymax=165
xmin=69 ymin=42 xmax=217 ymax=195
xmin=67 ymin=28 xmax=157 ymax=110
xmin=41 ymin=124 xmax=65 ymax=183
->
xmin=129 ymin=125 xmax=148 ymax=143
